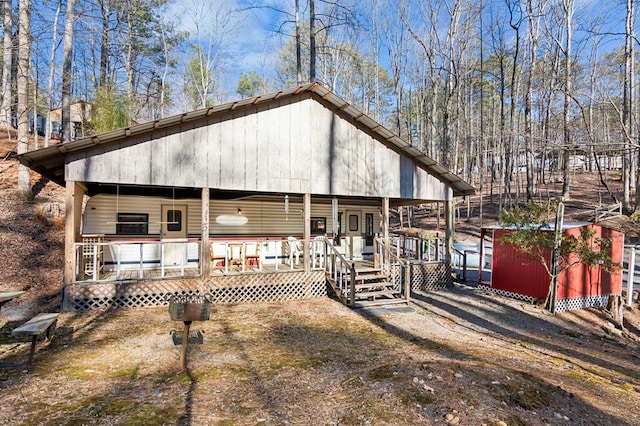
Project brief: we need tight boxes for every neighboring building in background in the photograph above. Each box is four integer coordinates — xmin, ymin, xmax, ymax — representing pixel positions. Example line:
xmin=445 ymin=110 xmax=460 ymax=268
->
xmin=49 ymin=101 xmax=93 ymax=140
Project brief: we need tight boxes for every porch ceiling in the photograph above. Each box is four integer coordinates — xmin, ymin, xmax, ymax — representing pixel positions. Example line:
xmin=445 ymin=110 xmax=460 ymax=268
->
xmin=84 ymin=184 xmax=435 ymax=206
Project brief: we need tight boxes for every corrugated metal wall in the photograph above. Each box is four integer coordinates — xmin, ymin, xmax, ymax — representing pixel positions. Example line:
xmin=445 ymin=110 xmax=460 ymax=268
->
xmin=557 ymin=225 xmax=623 ymax=300
xmin=491 ymin=229 xmax=551 ymax=300
xmin=491 ymin=225 xmax=624 ymax=302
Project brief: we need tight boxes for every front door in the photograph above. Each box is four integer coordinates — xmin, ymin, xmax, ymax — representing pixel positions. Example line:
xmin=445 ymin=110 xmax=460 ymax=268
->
xmin=345 ymin=210 xmax=363 ymax=260
xmin=161 ymin=205 xmax=188 ymax=267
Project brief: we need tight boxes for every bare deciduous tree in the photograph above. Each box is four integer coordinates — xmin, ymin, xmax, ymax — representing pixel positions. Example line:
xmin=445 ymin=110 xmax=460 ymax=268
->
xmin=16 ymin=0 xmax=30 ymax=194
xmin=61 ymin=0 xmax=75 ymax=142
xmin=0 ymin=0 xmax=12 ymax=128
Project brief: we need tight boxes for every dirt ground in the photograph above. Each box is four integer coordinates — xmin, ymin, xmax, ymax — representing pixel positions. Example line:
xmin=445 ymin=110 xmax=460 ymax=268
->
xmin=0 ymin=291 xmax=639 ymax=425
xmin=1 ymin=133 xmax=640 ymax=425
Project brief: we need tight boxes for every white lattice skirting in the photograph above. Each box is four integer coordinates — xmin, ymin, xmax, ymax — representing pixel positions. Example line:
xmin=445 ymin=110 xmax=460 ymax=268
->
xmin=63 ymin=271 xmax=327 ymax=313
xmin=410 ymin=262 xmax=452 ymax=292
xmin=478 ymin=285 xmax=540 ymax=304
xmin=63 ymin=263 xmax=452 ymax=313
xmin=553 ymin=294 xmax=611 ymax=313
xmin=478 ymin=285 xmax=613 ymax=313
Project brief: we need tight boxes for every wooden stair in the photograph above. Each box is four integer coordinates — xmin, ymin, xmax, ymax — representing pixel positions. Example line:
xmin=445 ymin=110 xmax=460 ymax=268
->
xmin=327 ymin=266 xmax=407 ymax=309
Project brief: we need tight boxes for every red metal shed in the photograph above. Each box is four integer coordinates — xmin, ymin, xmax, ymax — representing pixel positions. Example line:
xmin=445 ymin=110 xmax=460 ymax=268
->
xmin=479 ymin=223 xmax=624 ymax=313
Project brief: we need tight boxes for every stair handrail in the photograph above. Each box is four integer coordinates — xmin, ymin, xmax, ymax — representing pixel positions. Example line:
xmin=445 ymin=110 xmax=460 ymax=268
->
xmin=374 ymin=236 xmax=409 ymax=300
xmin=322 ymin=237 xmax=357 ymax=306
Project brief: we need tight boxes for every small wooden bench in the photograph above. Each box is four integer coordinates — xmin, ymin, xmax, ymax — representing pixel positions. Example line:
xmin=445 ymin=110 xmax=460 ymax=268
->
xmin=10 ymin=313 xmax=60 ymax=365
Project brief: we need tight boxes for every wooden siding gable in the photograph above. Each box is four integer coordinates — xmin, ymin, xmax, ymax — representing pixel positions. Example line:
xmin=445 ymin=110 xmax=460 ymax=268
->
xmin=21 ymin=84 xmax=474 ymax=197
xmin=65 ymin=95 xmax=448 ymax=200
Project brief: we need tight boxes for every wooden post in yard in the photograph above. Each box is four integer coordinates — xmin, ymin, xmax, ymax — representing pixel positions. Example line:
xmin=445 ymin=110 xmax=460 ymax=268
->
xmin=349 ymin=263 xmax=356 ymax=308
xmin=404 ymin=261 xmax=411 ymax=301
xmin=180 ymin=321 xmax=192 ymax=370
xmin=444 ymin=195 xmax=454 ymax=266
xmin=627 ymin=247 xmax=635 ymax=307
xmin=548 ymin=197 xmax=565 ymax=314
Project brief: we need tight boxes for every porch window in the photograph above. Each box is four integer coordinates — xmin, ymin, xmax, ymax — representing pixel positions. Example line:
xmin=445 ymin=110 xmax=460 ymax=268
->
xmin=365 ymin=213 xmax=374 ymax=245
xmin=349 ymin=214 xmax=358 ymax=232
xmin=116 ymin=213 xmax=148 ymax=235
xmin=311 ymin=217 xmax=326 ymax=235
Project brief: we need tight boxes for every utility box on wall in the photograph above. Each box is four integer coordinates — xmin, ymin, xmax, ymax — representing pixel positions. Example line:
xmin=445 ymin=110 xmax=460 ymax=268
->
xmin=479 ymin=223 xmax=624 ymax=313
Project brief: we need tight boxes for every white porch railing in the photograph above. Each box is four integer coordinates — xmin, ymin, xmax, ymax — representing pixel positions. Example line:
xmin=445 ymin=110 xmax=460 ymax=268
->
xmin=74 ymin=240 xmax=199 ymax=282
xmin=388 ymin=234 xmax=445 ymax=262
xmin=74 ymin=237 xmax=331 ymax=282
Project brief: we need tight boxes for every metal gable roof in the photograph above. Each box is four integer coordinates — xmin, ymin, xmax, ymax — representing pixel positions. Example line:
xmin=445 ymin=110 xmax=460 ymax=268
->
xmin=19 ymin=82 xmax=475 ymax=197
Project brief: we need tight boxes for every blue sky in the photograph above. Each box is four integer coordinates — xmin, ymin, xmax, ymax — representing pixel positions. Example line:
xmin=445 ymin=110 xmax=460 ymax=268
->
xmin=161 ymin=0 xmax=293 ymax=96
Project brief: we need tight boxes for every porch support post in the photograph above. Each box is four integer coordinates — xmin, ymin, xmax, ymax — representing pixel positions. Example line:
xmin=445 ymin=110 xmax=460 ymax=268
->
xmin=332 ymin=197 xmax=339 ymax=244
xmin=202 ymin=187 xmax=210 ymax=279
xmin=303 ymin=193 xmax=311 ymax=272
xmin=382 ymin=197 xmax=390 ymax=266
xmin=64 ymin=180 xmax=85 ymax=285
xmin=444 ymin=192 xmax=454 ymax=265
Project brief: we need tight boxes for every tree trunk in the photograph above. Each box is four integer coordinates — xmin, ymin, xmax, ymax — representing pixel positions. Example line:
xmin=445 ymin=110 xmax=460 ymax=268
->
xmin=44 ymin=0 xmax=61 ymax=147
xmin=99 ymin=0 xmax=109 ymax=89
xmin=607 ymin=294 xmax=624 ymax=330
xmin=524 ymin=0 xmax=542 ymax=202
xmin=309 ymin=0 xmax=316 ymax=82
xmin=623 ymin=0 xmax=634 ymax=212
xmin=0 ymin=0 xmax=12 ymax=128
xmin=16 ymin=0 xmax=30 ymax=194
xmin=625 ymin=0 xmax=640 ymax=211
xmin=295 ymin=0 xmax=301 ymax=84
xmin=61 ymin=0 xmax=75 ymax=143
xmin=561 ymin=0 xmax=574 ymax=200
xmin=31 ymin=59 xmax=37 ymax=149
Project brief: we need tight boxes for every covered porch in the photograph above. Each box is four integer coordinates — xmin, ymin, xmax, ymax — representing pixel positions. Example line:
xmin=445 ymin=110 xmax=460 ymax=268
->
xmin=62 ymin=233 xmax=452 ymax=313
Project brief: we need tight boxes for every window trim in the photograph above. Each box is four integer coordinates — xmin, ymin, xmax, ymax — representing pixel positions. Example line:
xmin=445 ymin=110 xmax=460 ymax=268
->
xmin=115 ymin=212 xmax=149 ymax=235
xmin=310 ymin=217 xmax=326 ymax=235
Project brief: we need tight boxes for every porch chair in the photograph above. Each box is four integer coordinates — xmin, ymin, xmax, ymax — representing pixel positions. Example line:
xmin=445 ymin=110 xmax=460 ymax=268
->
xmin=211 ymin=242 xmax=229 ymax=273
xmin=287 ymin=237 xmax=303 ymax=267
xmin=311 ymin=236 xmax=325 ymax=269
xmin=229 ymin=244 xmax=243 ymax=269
xmin=244 ymin=241 xmax=261 ymax=271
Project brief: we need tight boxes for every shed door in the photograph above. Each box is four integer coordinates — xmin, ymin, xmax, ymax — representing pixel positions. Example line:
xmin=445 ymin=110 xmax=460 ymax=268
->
xmin=345 ymin=210 xmax=363 ymax=260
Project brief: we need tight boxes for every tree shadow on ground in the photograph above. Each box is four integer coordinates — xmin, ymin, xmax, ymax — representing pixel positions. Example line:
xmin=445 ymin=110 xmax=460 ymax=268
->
xmin=408 ymin=286 xmax=640 ymax=382
xmin=350 ymin=289 xmax=639 ymax=425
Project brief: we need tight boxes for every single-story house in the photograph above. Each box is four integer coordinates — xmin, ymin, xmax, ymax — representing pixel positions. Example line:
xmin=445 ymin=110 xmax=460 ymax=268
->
xmin=19 ymin=82 xmax=475 ymax=312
